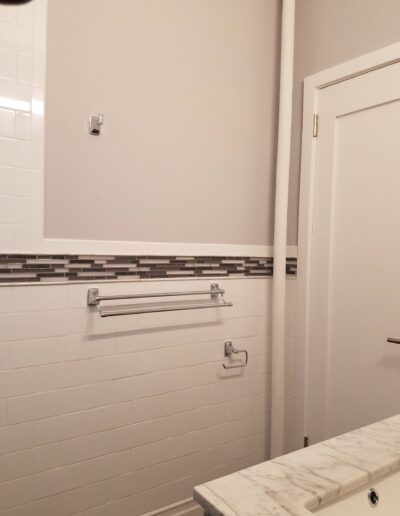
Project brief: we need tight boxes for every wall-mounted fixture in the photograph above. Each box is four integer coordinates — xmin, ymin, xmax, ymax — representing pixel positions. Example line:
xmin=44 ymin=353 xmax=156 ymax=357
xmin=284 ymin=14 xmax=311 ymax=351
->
xmin=89 ymin=114 xmax=104 ymax=135
xmin=87 ymin=283 xmax=233 ymax=317
xmin=223 ymin=340 xmax=248 ymax=369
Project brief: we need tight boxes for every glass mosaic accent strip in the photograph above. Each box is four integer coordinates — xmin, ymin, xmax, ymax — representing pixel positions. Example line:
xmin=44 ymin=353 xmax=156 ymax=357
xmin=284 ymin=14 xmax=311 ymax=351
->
xmin=0 ymin=254 xmax=297 ymax=283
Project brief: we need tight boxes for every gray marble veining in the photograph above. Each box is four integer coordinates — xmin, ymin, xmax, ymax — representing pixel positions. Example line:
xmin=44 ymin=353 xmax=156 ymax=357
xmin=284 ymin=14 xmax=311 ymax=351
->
xmin=193 ymin=415 xmax=400 ymax=516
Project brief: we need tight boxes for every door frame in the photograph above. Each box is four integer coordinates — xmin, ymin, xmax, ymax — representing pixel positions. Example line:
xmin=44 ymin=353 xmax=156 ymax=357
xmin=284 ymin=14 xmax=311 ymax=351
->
xmin=295 ymin=41 xmax=400 ymax=450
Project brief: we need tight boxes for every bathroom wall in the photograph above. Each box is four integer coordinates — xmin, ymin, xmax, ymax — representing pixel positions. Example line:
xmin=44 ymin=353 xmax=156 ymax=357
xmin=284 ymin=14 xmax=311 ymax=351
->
xmin=0 ymin=278 xmax=295 ymax=515
xmin=0 ymin=2 xmax=297 ymax=515
xmin=288 ymin=0 xmax=400 ymax=244
xmin=44 ymin=0 xmax=281 ymax=246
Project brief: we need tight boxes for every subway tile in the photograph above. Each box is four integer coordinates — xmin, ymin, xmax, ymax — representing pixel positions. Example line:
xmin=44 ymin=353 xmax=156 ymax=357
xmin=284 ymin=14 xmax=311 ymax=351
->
xmin=131 ymin=439 xmax=173 ymax=470
xmin=0 ymin=108 xmax=15 ymax=138
xmin=0 ymin=342 xmax=9 ymax=370
xmin=59 ymin=431 xmax=111 ymax=466
xmin=113 ymin=331 xmax=157 ymax=354
xmin=90 ymin=353 xmax=136 ymax=382
xmin=15 ymin=112 xmax=31 ymax=140
xmin=0 ymin=50 xmax=17 ymax=80
xmin=0 ymin=5 xmax=18 ymax=24
xmin=0 ymin=398 xmax=7 ymax=426
xmin=0 ymin=313 xmax=40 ymax=343
xmin=34 ymin=411 xmax=90 ymax=445
xmin=0 ymin=368 xmax=35 ymax=398
xmin=35 ymin=363 xmax=64 ymax=392
xmin=0 ymin=448 xmax=34 ymax=482
xmin=85 ymin=402 xmax=135 ymax=434
xmin=63 ymin=360 xmax=92 ymax=388
xmin=85 ymin=450 xmax=131 ymax=485
xmin=33 ymin=461 xmax=86 ymax=499
xmin=0 ymin=224 xmax=13 ymax=250
xmin=0 ymin=495 xmax=58 ymax=516
xmin=18 ymin=2 xmax=33 ymax=29
xmin=285 ymin=374 xmax=296 ymax=398
xmin=65 ymin=334 xmax=112 ymax=362
xmin=170 ymin=428 xmax=207 ymax=457
xmin=285 ymin=316 xmax=296 ymax=338
xmin=286 ymin=278 xmax=297 ymax=298
xmin=154 ymin=367 xmax=193 ymax=394
xmin=63 ymin=381 xmax=113 ymax=413
xmin=7 ymin=389 xmax=63 ymax=424
xmin=12 ymin=168 xmax=32 ymax=196
xmin=0 ymin=167 xmax=13 ymax=195
xmin=8 ymin=336 xmax=66 ymax=368
xmin=285 ymin=336 xmax=296 ymax=358
xmin=112 ymin=374 xmax=155 ymax=403
xmin=59 ymin=480 xmax=109 ymax=516
xmin=175 ymin=342 xmax=210 ymax=367
xmin=0 ymin=138 xmax=31 ymax=169
xmin=0 ymin=475 xmax=33 ymax=511
xmin=85 ymin=496 xmax=132 ymax=516
xmin=0 ymin=421 xmax=34 ymax=454
xmin=107 ymin=471 xmax=142 ymax=499
xmin=132 ymin=482 xmax=175 ymax=516
xmin=17 ymin=54 xmax=32 ymax=84
xmin=136 ymin=347 xmax=175 ymax=374
xmin=0 ymin=196 xmax=30 ymax=225
xmin=286 ymin=296 xmax=296 ymax=319
xmin=31 ymin=442 xmax=60 ymax=474
xmin=285 ymin=355 xmax=296 ymax=378
xmin=0 ymin=20 xmax=32 ymax=54
xmin=111 ymin=421 xmax=154 ymax=451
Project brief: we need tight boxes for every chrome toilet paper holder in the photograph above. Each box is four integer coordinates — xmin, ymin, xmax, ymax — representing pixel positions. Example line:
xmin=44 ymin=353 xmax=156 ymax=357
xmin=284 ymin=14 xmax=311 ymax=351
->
xmin=223 ymin=340 xmax=248 ymax=369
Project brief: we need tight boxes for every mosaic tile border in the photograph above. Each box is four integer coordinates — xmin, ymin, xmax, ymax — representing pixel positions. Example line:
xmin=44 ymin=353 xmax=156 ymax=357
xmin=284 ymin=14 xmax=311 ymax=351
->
xmin=0 ymin=254 xmax=297 ymax=283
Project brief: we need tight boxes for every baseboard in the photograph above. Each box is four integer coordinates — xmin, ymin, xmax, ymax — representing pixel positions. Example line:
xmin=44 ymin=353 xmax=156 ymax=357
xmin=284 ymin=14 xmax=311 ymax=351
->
xmin=142 ymin=498 xmax=203 ymax=516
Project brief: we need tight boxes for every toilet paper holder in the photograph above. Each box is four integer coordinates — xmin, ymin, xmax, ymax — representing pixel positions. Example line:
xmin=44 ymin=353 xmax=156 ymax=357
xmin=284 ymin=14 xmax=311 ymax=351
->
xmin=223 ymin=340 xmax=248 ymax=369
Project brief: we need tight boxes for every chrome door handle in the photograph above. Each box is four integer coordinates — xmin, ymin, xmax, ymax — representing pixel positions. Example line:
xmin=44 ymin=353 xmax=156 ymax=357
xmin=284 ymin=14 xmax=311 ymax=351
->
xmin=387 ymin=338 xmax=400 ymax=344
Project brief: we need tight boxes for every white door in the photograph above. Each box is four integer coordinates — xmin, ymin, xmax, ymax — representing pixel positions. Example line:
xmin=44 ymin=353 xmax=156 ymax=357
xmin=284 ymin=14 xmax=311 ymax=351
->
xmin=308 ymin=61 xmax=400 ymax=444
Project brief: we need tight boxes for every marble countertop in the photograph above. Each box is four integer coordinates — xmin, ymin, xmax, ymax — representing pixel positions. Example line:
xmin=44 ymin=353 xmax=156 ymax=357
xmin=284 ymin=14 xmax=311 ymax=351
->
xmin=193 ymin=415 xmax=400 ymax=516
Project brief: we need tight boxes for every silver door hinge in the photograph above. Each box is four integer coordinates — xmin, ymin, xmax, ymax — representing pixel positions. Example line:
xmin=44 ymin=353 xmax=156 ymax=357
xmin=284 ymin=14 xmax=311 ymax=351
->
xmin=304 ymin=435 xmax=309 ymax=448
xmin=313 ymin=114 xmax=319 ymax=137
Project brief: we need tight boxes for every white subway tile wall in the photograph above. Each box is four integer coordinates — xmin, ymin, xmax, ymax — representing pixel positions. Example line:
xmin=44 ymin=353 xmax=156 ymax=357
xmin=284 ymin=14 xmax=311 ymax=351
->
xmin=284 ymin=278 xmax=297 ymax=453
xmin=0 ymin=0 xmax=45 ymax=253
xmin=0 ymin=277 xmax=296 ymax=515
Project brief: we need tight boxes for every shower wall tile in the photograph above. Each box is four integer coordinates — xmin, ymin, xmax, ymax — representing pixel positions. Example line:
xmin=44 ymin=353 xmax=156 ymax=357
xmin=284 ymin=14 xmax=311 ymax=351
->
xmin=0 ymin=277 xmax=298 ymax=515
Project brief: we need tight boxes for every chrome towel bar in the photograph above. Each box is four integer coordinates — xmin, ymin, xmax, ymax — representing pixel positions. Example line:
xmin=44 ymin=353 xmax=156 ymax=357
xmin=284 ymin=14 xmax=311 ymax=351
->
xmin=87 ymin=283 xmax=233 ymax=317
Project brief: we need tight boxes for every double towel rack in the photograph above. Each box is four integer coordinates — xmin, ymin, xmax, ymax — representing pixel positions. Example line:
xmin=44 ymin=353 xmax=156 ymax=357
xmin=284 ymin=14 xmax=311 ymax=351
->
xmin=87 ymin=283 xmax=233 ymax=317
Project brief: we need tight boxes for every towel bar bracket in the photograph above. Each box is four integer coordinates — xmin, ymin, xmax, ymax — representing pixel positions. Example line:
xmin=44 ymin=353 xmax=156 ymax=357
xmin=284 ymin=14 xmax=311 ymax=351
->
xmin=210 ymin=283 xmax=220 ymax=300
xmin=88 ymin=288 xmax=100 ymax=307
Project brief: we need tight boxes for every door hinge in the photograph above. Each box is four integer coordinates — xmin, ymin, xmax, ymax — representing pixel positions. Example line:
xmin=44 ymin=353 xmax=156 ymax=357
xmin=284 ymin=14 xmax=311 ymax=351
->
xmin=304 ymin=435 xmax=309 ymax=448
xmin=313 ymin=114 xmax=319 ymax=137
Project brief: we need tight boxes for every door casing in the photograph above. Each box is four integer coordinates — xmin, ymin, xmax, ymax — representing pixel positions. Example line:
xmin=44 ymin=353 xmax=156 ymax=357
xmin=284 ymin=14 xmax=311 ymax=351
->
xmin=296 ymin=41 xmax=400 ymax=450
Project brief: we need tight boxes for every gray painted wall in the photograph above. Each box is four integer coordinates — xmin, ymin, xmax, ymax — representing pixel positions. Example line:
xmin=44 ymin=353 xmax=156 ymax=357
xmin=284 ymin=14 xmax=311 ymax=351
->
xmin=45 ymin=0 xmax=280 ymax=246
xmin=288 ymin=0 xmax=400 ymax=244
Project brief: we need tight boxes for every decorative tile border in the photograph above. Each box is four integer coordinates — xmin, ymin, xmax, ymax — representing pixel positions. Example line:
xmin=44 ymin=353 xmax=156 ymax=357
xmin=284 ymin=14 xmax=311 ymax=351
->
xmin=0 ymin=254 xmax=297 ymax=283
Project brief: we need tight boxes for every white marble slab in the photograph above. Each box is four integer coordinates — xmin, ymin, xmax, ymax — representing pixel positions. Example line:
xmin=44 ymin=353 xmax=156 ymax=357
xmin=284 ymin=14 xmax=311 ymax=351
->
xmin=193 ymin=415 xmax=400 ymax=516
